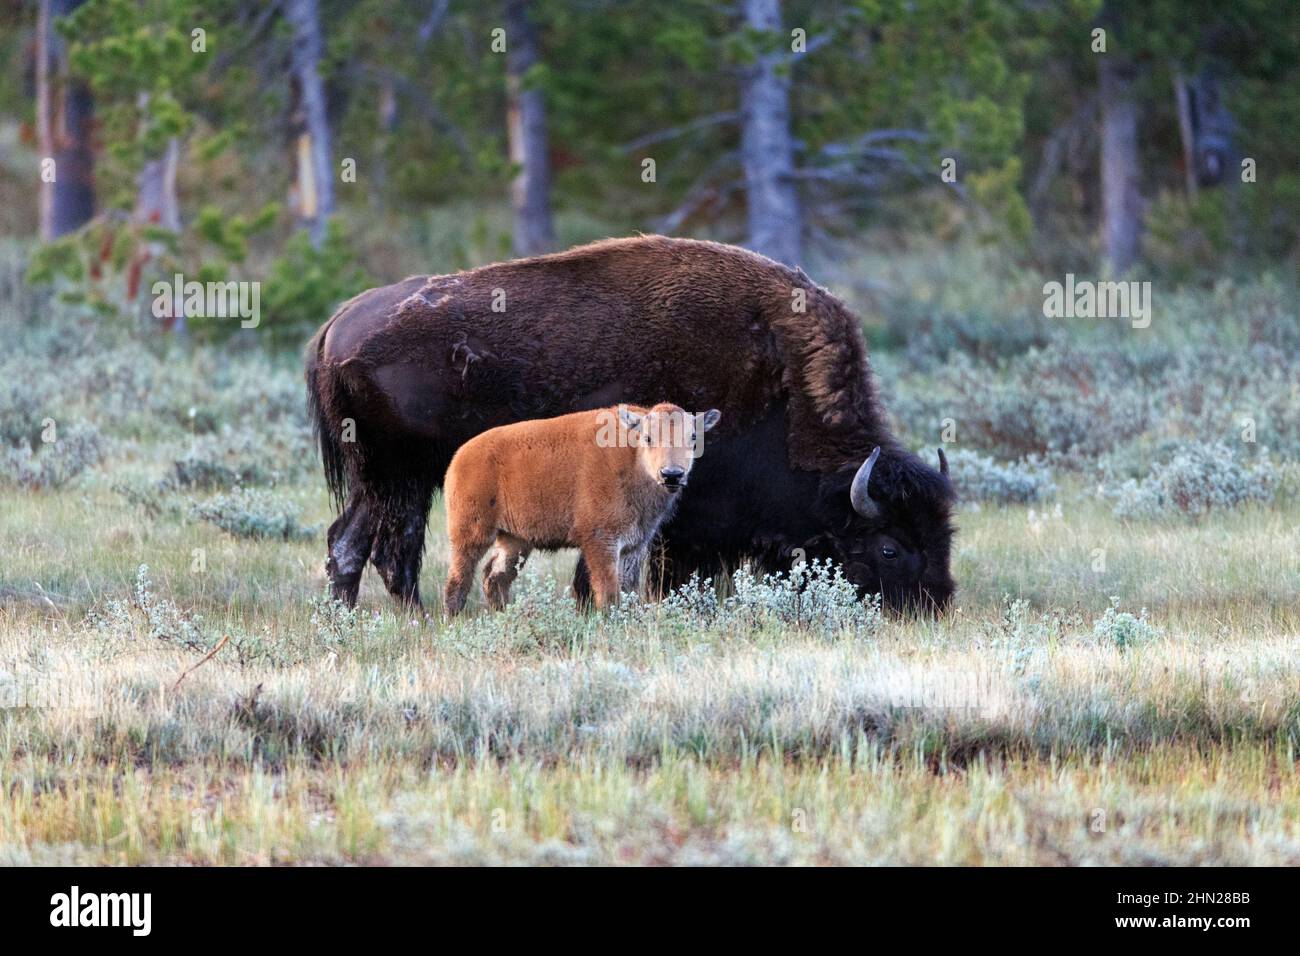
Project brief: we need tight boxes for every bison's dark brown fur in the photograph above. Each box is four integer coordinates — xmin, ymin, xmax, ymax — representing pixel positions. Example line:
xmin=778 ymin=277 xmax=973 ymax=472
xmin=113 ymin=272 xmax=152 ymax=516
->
xmin=306 ymin=235 xmax=955 ymax=612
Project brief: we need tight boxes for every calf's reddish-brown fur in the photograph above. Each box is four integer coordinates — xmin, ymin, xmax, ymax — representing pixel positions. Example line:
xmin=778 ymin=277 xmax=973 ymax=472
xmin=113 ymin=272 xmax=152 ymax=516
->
xmin=443 ymin=403 xmax=719 ymax=614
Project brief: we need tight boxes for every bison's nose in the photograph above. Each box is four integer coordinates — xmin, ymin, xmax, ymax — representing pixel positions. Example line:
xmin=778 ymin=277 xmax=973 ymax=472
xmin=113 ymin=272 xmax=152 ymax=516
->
xmin=660 ymin=466 xmax=686 ymax=488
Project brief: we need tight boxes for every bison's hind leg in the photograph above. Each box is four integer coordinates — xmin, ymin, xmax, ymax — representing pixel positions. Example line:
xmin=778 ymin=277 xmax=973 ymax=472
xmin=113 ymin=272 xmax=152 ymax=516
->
xmin=327 ymin=493 xmax=379 ymax=607
xmin=482 ymin=534 xmax=532 ymax=611
xmin=370 ymin=472 xmax=438 ymax=609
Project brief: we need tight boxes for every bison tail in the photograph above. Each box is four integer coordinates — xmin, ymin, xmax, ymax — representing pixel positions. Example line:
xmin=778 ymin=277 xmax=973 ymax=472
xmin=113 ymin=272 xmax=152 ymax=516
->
xmin=305 ymin=325 xmax=350 ymax=512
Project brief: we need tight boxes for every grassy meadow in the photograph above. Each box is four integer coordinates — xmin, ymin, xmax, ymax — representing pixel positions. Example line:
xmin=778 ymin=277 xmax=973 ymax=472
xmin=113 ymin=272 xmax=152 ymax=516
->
xmin=1 ymin=240 xmax=1298 ymax=865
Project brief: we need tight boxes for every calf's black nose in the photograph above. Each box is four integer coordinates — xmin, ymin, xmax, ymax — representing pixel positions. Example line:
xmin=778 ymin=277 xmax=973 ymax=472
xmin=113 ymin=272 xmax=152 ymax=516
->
xmin=660 ymin=466 xmax=685 ymax=484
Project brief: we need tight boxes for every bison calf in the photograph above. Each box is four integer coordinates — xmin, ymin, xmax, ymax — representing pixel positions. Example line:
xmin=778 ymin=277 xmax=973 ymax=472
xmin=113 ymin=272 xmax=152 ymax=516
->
xmin=442 ymin=403 xmax=720 ymax=615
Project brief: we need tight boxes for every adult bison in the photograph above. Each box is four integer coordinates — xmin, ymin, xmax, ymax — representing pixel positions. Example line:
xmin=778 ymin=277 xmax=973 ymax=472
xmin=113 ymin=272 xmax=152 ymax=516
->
xmin=305 ymin=235 xmax=955 ymax=613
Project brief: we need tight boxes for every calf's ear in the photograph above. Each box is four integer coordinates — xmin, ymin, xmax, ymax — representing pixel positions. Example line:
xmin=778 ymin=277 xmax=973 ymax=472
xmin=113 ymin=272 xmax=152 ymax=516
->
xmin=618 ymin=407 xmax=642 ymax=432
xmin=699 ymin=409 xmax=722 ymax=431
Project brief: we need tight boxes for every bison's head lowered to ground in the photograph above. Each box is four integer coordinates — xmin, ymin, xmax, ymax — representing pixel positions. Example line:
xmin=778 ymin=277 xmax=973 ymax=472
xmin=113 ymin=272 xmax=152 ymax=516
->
xmin=827 ymin=446 xmax=955 ymax=613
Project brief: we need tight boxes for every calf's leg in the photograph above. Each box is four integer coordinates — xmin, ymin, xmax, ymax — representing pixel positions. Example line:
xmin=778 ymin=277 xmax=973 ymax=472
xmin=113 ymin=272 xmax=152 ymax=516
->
xmin=444 ymin=506 xmax=495 ymax=618
xmin=571 ymin=556 xmax=593 ymax=610
xmin=482 ymin=533 xmax=532 ymax=610
xmin=618 ymin=545 xmax=647 ymax=601
xmin=577 ymin=537 xmax=621 ymax=610
xmin=444 ymin=535 xmax=494 ymax=617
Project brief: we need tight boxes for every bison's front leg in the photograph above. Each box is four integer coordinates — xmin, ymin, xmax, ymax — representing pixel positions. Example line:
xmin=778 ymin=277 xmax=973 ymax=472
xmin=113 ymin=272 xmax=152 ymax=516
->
xmin=648 ymin=537 xmax=726 ymax=598
xmin=371 ymin=511 xmax=426 ymax=608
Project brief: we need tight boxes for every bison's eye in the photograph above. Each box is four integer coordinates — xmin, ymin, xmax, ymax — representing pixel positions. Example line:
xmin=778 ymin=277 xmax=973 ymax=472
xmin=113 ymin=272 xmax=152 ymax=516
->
xmin=881 ymin=546 xmax=897 ymax=561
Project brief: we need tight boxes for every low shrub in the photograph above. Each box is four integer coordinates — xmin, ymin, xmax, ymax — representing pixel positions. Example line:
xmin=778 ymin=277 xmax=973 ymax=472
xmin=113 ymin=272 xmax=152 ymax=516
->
xmin=1101 ymin=441 xmax=1282 ymax=519
xmin=1091 ymin=596 xmax=1161 ymax=650
xmin=943 ymin=448 xmax=1055 ymax=504
xmin=84 ymin=564 xmax=208 ymax=649
xmin=308 ymin=589 xmax=383 ymax=648
xmin=887 ymin=336 xmax=1300 ymax=468
xmin=611 ymin=562 xmax=882 ymax=638
xmin=190 ymin=487 xmax=318 ymax=540
xmin=447 ymin=560 xmax=882 ymax=654
xmin=0 ymin=421 xmax=106 ymax=490
xmin=716 ymin=561 xmax=882 ymax=636
xmin=111 ymin=475 xmax=184 ymax=520
xmin=172 ymin=423 xmax=309 ymax=490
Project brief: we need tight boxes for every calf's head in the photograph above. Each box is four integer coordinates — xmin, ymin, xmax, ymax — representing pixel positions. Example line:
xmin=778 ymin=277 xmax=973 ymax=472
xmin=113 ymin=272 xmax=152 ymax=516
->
xmin=818 ymin=446 xmax=956 ymax=614
xmin=619 ymin=403 xmax=721 ymax=492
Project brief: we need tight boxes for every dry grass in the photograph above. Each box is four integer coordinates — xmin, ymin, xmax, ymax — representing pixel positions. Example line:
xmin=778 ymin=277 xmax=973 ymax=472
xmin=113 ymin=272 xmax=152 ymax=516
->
xmin=2 ymin=476 xmax=1298 ymax=865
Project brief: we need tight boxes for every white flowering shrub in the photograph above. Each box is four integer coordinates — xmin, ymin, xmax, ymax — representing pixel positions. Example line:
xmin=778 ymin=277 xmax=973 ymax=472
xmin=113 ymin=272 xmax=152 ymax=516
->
xmin=612 ymin=561 xmax=882 ymax=638
xmin=1102 ymin=441 xmax=1282 ymax=519
xmin=649 ymin=572 xmax=721 ymax=623
xmin=85 ymin=564 xmax=208 ymax=649
xmin=450 ymin=560 xmax=882 ymax=650
xmin=446 ymin=565 xmax=595 ymax=654
xmin=308 ymin=588 xmax=382 ymax=647
xmin=720 ymin=561 xmax=881 ymax=635
xmin=1092 ymin=596 xmax=1161 ymax=649
xmin=82 ymin=567 xmax=312 ymax=666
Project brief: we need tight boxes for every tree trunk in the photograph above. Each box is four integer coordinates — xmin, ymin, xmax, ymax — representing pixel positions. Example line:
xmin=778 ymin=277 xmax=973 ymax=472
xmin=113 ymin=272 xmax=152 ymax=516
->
xmin=286 ymin=0 xmax=335 ymax=248
xmin=739 ymin=0 xmax=801 ymax=266
xmin=130 ymin=132 xmax=181 ymax=324
xmin=1190 ymin=69 xmax=1233 ymax=188
xmin=505 ymin=0 xmax=555 ymax=257
xmin=371 ymin=77 xmax=398 ymax=206
xmin=1172 ymin=70 xmax=1198 ymax=199
xmin=37 ymin=0 xmax=94 ymax=240
xmin=134 ymin=99 xmax=181 ymax=235
xmin=1099 ymin=51 xmax=1142 ymax=274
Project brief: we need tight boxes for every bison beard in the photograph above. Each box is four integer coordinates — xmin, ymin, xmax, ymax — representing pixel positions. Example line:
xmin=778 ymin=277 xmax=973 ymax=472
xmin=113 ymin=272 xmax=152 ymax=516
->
xmin=305 ymin=235 xmax=955 ymax=614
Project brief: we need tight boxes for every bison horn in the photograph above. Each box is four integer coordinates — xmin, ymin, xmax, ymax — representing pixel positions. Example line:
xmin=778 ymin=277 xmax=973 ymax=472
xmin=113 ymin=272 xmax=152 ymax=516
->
xmin=849 ymin=447 xmax=882 ymax=519
xmin=938 ymin=447 xmax=948 ymax=477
